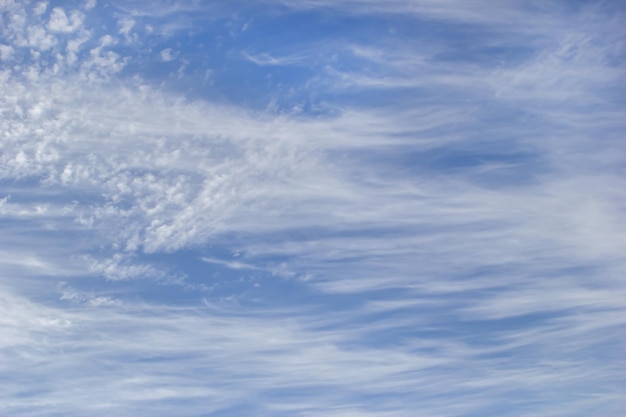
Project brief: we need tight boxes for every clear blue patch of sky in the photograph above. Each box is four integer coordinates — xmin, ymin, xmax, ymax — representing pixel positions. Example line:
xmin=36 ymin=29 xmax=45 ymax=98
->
xmin=100 ymin=4 xmax=551 ymax=114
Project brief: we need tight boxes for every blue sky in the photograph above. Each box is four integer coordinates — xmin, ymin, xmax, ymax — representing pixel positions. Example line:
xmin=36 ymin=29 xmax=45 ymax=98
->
xmin=1 ymin=0 xmax=625 ymax=416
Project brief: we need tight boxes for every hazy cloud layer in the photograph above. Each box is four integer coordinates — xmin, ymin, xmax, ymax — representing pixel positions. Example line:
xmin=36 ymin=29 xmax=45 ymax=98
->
xmin=1 ymin=1 xmax=625 ymax=416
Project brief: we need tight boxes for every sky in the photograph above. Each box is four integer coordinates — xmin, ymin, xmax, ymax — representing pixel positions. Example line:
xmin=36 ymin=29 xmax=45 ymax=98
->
xmin=1 ymin=0 xmax=625 ymax=416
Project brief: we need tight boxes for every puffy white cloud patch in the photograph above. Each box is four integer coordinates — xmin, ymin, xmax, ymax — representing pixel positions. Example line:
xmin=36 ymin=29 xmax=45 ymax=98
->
xmin=48 ymin=7 xmax=84 ymax=33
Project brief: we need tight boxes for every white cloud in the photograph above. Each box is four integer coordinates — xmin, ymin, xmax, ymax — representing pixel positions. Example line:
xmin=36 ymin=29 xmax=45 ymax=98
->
xmin=244 ymin=51 xmax=311 ymax=66
xmin=33 ymin=1 xmax=48 ymax=16
xmin=118 ymin=16 xmax=135 ymax=40
xmin=0 ymin=44 xmax=14 ymax=60
xmin=84 ymin=0 xmax=97 ymax=11
xmin=1 ymin=281 xmax=622 ymax=416
xmin=159 ymin=47 xmax=175 ymax=62
xmin=48 ymin=7 xmax=84 ymax=33
xmin=0 ymin=1 xmax=624 ymax=416
xmin=87 ymin=253 xmax=172 ymax=282
xmin=65 ymin=29 xmax=91 ymax=66
xmin=26 ymin=25 xmax=57 ymax=50
xmin=80 ymin=35 xmax=127 ymax=80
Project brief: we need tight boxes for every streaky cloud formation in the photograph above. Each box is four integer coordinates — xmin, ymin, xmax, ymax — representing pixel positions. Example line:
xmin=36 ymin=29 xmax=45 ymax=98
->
xmin=1 ymin=1 xmax=625 ymax=416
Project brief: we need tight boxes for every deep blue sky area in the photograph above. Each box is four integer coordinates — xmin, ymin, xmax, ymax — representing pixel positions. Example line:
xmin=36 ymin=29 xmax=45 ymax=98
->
xmin=1 ymin=1 xmax=625 ymax=416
